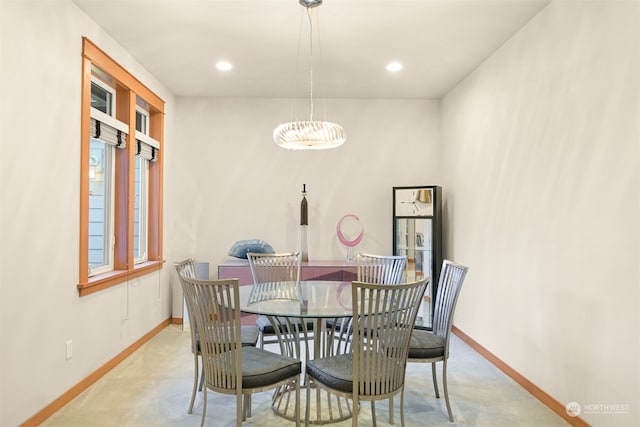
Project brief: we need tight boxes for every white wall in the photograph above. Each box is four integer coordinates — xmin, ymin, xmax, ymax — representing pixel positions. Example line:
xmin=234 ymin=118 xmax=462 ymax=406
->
xmin=441 ymin=1 xmax=639 ymax=425
xmin=170 ymin=97 xmax=441 ymax=315
xmin=0 ymin=2 xmax=176 ymax=426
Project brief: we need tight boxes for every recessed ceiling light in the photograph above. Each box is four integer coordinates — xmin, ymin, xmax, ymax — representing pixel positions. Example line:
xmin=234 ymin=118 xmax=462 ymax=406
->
xmin=386 ymin=62 xmax=403 ymax=72
xmin=215 ymin=61 xmax=233 ymax=71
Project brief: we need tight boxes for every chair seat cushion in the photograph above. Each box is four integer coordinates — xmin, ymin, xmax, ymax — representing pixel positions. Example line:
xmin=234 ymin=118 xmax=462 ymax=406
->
xmin=408 ymin=329 xmax=446 ymax=359
xmin=306 ymin=353 xmax=354 ymax=393
xmin=241 ymin=347 xmax=301 ymax=389
xmin=307 ymin=351 xmax=400 ymax=395
xmin=194 ymin=325 xmax=259 ymax=353
xmin=256 ymin=315 xmax=314 ymax=334
xmin=241 ymin=325 xmax=259 ymax=346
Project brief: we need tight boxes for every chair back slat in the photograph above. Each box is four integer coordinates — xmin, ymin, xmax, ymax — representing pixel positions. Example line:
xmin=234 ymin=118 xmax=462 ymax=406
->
xmin=248 ymin=281 xmax=302 ymax=304
xmin=247 ymin=252 xmax=302 ymax=284
xmin=181 ymin=276 xmax=243 ymax=393
xmin=174 ymin=258 xmax=198 ymax=281
xmin=174 ymin=259 xmax=200 ymax=347
xmin=432 ymin=260 xmax=469 ymax=338
xmin=351 ymin=278 xmax=429 ymax=398
xmin=356 ymin=253 xmax=407 ymax=284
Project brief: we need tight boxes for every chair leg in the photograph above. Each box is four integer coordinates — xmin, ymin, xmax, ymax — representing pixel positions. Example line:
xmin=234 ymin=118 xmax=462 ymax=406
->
xmin=200 ymin=387 xmax=207 ymax=427
xmin=305 ymin=378 xmax=311 ymax=427
xmin=295 ymin=378 xmax=301 ymax=427
xmin=242 ymin=394 xmax=248 ymax=421
xmin=442 ymin=359 xmax=454 ymax=422
xmin=352 ymin=397 xmax=359 ymax=427
xmin=389 ymin=397 xmax=394 ymax=424
xmin=236 ymin=393 xmax=243 ymax=427
xmin=400 ymin=388 xmax=405 ymax=427
xmin=371 ymin=401 xmax=377 ymax=426
xmin=431 ymin=362 xmax=440 ymax=398
xmin=188 ymin=353 xmax=198 ymax=414
xmin=247 ymin=394 xmax=252 ymax=418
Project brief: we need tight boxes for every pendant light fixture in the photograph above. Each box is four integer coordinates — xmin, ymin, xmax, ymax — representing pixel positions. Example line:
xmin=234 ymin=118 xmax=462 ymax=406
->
xmin=273 ymin=0 xmax=346 ymax=150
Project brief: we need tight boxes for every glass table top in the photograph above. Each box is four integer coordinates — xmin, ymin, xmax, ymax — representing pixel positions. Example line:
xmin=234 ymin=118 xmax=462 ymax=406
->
xmin=238 ymin=280 xmax=353 ymax=318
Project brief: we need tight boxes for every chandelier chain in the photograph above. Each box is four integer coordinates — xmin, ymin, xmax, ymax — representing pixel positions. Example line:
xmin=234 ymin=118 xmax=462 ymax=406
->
xmin=307 ymin=7 xmax=314 ymax=121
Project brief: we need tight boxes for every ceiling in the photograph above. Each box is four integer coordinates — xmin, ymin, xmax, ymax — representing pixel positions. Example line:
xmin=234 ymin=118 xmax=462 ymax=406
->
xmin=73 ymin=0 xmax=550 ymax=99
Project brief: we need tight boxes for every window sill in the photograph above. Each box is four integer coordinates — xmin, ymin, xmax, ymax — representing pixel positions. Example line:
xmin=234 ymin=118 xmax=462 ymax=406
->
xmin=78 ymin=260 xmax=165 ymax=297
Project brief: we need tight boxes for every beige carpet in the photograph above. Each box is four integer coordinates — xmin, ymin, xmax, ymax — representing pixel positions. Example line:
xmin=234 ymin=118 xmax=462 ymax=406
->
xmin=41 ymin=325 xmax=568 ymax=426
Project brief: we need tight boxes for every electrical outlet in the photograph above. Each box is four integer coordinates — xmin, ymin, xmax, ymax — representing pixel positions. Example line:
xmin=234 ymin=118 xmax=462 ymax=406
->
xmin=66 ymin=340 xmax=73 ymax=360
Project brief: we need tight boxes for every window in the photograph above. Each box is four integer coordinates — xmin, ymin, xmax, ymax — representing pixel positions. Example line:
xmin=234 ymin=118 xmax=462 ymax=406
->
xmin=134 ymin=106 xmax=151 ymax=264
xmin=88 ymin=77 xmax=117 ymax=275
xmin=79 ymin=38 xmax=165 ymax=296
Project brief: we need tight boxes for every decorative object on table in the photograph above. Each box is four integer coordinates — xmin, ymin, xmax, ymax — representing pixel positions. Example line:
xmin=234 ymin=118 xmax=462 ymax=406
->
xmin=336 ymin=213 xmax=364 ymax=262
xmin=228 ymin=239 xmax=275 ymax=259
xmin=300 ymin=184 xmax=309 ymax=262
xmin=272 ymin=0 xmax=346 ymax=150
xmin=393 ymin=185 xmax=442 ymax=329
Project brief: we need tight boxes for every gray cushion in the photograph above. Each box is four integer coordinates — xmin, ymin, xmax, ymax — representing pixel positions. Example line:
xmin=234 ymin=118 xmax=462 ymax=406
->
xmin=307 ymin=351 xmax=399 ymax=394
xmin=240 ymin=325 xmax=259 ymax=346
xmin=306 ymin=353 xmax=354 ymax=393
xmin=241 ymin=347 xmax=301 ymax=389
xmin=306 ymin=350 xmax=408 ymax=395
xmin=408 ymin=329 xmax=446 ymax=359
xmin=194 ymin=325 xmax=259 ymax=353
xmin=256 ymin=315 xmax=314 ymax=334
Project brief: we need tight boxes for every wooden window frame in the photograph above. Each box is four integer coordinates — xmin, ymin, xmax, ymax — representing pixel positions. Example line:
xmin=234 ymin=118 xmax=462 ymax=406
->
xmin=79 ymin=38 xmax=164 ymax=297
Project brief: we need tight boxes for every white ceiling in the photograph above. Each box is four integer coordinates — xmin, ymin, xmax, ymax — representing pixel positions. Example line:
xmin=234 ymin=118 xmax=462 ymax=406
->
xmin=74 ymin=0 xmax=550 ymax=99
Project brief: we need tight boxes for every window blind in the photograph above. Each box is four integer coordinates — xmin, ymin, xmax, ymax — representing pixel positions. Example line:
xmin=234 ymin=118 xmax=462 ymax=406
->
xmin=90 ymin=107 xmax=128 ymax=149
xmin=135 ymin=131 xmax=160 ymax=162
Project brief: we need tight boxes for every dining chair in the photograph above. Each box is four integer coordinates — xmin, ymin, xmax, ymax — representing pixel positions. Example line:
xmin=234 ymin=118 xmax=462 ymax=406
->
xmin=246 ymin=252 xmax=313 ymax=350
xmin=356 ymin=252 xmax=407 ymax=284
xmin=326 ymin=253 xmax=408 ymax=350
xmin=356 ymin=253 xmax=409 ymax=421
xmin=407 ymin=260 xmax=469 ymax=422
xmin=181 ymin=275 xmax=302 ymax=427
xmin=174 ymin=259 xmax=259 ymax=414
xmin=305 ymin=277 xmax=429 ymax=427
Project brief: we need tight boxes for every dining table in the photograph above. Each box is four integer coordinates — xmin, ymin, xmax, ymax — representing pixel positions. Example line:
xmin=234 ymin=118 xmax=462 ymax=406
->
xmin=238 ymin=280 xmax=356 ymax=424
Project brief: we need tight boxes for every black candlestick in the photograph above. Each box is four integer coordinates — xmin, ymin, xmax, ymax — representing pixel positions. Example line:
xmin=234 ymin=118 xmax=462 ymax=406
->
xmin=300 ymin=184 xmax=308 ymax=225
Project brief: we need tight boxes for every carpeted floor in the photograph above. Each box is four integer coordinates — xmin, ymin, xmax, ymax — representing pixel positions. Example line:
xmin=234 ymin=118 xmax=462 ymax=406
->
xmin=41 ymin=325 xmax=568 ymax=426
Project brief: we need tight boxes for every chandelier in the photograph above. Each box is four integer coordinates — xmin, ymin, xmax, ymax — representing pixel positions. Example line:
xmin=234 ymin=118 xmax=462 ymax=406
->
xmin=273 ymin=0 xmax=346 ymax=150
